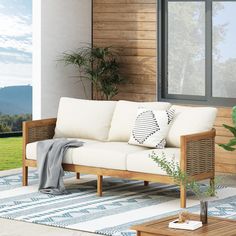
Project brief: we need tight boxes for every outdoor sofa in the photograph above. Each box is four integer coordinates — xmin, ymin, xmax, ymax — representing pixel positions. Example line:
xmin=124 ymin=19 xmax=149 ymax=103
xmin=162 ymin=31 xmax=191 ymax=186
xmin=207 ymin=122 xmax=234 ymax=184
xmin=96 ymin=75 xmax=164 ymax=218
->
xmin=22 ymin=98 xmax=217 ymax=208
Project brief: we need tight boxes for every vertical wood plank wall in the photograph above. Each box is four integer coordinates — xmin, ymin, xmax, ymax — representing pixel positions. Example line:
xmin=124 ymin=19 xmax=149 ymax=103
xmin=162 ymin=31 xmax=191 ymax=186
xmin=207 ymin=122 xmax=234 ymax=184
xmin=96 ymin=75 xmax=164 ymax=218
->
xmin=92 ymin=0 xmax=235 ymax=173
xmin=93 ymin=0 xmax=157 ymax=101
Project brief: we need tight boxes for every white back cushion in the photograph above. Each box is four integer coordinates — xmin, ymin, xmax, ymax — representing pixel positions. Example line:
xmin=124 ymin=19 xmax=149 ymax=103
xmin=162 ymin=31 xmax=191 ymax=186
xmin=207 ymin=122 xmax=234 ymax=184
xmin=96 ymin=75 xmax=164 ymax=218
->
xmin=166 ymin=105 xmax=217 ymax=147
xmin=108 ymin=100 xmax=171 ymax=141
xmin=54 ymin=97 xmax=116 ymax=141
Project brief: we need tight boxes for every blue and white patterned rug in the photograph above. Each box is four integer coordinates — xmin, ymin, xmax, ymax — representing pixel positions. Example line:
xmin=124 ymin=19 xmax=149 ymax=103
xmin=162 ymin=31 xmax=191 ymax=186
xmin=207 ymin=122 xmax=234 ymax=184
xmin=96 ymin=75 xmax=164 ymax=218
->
xmin=0 ymin=170 xmax=235 ymax=235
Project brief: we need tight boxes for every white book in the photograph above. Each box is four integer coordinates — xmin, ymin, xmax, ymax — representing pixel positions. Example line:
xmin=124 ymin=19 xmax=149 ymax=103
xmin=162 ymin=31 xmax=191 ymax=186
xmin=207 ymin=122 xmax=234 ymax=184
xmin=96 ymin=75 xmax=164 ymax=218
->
xmin=169 ymin=219 xmax=203 ymax=231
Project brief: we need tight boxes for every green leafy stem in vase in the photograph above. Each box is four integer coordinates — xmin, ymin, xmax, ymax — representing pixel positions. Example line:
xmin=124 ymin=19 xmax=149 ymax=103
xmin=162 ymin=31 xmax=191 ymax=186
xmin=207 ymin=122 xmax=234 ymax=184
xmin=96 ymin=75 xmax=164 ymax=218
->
xmin=150 ymin=152 xmax=217 ymax=200
xmin=219 ymin=106 xmax=236 ymax=151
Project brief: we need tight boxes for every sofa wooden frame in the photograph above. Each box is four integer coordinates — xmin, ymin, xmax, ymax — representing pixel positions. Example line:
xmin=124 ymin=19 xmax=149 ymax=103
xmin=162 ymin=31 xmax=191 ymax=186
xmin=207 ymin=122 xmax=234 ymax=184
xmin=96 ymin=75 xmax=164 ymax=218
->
xmin=22 ymin=118 xmax=216 ymax=208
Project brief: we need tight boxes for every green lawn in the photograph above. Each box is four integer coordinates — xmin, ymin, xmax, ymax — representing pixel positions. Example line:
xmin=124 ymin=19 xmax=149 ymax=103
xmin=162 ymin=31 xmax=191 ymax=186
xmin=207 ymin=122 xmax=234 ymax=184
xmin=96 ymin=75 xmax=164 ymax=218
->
xmin=0 ymin=137 xmax=22 ymax=171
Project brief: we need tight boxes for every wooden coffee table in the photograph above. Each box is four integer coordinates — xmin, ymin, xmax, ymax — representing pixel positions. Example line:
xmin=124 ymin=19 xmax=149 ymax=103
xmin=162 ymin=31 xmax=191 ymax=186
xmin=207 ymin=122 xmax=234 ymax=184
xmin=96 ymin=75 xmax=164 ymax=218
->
xmin=131 ymin=214 xmax=236 ymax=236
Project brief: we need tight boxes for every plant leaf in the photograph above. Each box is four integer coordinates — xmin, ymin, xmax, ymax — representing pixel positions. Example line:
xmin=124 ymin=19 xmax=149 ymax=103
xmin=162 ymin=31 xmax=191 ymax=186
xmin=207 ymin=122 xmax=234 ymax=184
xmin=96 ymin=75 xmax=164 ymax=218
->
xmin=225 ymin=138 xmax=236 ymax=147
xmin=222 ymin=124 xmax=236 ymax=137
xmin=219 ymin=144 xmax=236 ymax=151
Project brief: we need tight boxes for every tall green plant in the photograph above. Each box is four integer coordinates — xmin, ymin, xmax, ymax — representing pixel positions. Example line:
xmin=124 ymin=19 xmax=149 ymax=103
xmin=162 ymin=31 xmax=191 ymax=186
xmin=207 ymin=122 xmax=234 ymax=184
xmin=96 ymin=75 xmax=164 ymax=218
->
xmin=219 ymin=106 xmax=236 ymax=151
xmin=59 ymin=46 xmax=123 ymax=100
xmin=150 ymin=153 xmax=216 ymax=200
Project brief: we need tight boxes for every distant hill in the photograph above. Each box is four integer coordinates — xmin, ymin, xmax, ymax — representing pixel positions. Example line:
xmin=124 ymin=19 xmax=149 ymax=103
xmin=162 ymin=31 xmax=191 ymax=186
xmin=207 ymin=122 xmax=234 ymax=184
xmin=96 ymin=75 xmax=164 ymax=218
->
xmin=0 ymin=85 xmax=32 ymax=115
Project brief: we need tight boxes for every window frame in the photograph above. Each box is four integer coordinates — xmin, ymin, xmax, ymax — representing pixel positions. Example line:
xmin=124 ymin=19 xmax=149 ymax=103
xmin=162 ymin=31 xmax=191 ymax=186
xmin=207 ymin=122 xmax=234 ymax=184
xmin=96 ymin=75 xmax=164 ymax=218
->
xmin=158 ymin=0 xmax=236 ymax=107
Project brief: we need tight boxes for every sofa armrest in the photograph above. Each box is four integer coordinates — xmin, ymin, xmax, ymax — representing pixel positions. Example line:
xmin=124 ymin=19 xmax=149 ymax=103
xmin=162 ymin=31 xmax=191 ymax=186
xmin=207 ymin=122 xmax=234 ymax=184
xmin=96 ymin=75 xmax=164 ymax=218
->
xmin=180 ymin=129 xmax=216 ymax=177
xmin=23 ymin=118 xmax=57 ymax=146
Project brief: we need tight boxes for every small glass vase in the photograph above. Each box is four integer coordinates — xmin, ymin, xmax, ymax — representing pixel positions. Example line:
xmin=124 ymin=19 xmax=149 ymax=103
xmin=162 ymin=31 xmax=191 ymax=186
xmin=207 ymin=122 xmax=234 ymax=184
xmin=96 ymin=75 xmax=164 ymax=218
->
xmin=200 ymin=200 xmax=208 ymax=224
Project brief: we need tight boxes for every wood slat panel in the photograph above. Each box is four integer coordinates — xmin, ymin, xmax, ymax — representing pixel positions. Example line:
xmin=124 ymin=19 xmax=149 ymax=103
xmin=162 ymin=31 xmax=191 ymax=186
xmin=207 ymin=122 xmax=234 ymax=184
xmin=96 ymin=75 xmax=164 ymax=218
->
xmin=216 ymin=156 xmax=236 ymax=165
xmin=216 ymin=155 xmax=236 ymax=165
xmin=215 ymin=135 xmax=232 ymax=145
xmin=94 ymin=0 xmax=156 ymax=4
xmin=94 ymin=30 xmax=156 ymax=40
xmin=113 ymin=92 xmax=156 ymax=101
xmin=217 ymin=107 xmax=232 ymax=117
xmin=93 ymin=13 xmax=156 ymax=22
xmin=215 ymin=117 xmax=233 ymax=127
xmin=215 ymin=126 xmax=233 ymax=137
xmin=120 ymin=74 xmax=156 ymax=85
xmin=118 ymin=56 xmax=156 ymax=64
xmin=94 ymin=39 xmax=156 ymax=49
xmin=94 ymin=4 xmax=156 ymax=13
xmin=216 ymin=163 xmax=236 ymax=173
xmin=117 ymin=48 xmax=156 ymax=56
xmin=118 ymin=84 xmax=156 ymax=94
xmin=119 ymin=65 xmax=156 ymax=75
xmin=215 ymin=145 xmax=236 ymax=156
xmin=94 ymin=21 xmax=156 ymax=31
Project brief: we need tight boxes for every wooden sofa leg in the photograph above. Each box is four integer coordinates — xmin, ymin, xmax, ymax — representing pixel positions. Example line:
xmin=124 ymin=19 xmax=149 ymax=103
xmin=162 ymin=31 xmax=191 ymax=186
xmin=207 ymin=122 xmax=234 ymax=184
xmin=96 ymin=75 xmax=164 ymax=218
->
xmin=144 ymin=181 xmax=149 ymax=186
xmin=22 ymin=166 xmax=28 ymax=186
xmin=97 ymin=175 xmax=103 ymax=197
xmin=76 ymin=173 xmax=80 ymax=180
xmin=210 ymin=177 xmax=215 ymax=196
xmin=180 ymin=185 xmax=186 ymax=208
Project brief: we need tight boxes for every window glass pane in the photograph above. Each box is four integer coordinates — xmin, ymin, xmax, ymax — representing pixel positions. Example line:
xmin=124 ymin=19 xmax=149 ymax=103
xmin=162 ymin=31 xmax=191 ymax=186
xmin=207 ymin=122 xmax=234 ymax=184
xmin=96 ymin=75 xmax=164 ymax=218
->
xmin=213 ymin=2 xmax=236 ymax=98
xmin=168 ymin=1 xmax=205 ymax=96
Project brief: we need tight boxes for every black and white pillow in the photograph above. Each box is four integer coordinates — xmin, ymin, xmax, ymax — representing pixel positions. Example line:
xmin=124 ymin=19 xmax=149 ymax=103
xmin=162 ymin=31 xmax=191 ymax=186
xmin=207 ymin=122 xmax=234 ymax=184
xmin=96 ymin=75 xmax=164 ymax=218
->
xmin=128 ymin=108 xmax=175 ymax=148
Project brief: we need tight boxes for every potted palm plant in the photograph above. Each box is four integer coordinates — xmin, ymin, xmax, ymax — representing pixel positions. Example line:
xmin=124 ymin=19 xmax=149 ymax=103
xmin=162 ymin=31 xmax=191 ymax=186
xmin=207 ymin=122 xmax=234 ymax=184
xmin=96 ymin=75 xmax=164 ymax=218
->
xmin=59 ymin=46 xmax=123 ymax=100
xmin=150 ymin=153 xmax=217 ymax=224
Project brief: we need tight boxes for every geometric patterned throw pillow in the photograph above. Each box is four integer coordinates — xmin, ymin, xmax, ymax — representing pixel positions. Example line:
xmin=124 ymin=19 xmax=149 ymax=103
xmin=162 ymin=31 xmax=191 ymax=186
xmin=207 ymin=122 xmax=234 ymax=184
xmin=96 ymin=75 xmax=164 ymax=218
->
xmin=128 ymin=108 xmax=175 ymax=148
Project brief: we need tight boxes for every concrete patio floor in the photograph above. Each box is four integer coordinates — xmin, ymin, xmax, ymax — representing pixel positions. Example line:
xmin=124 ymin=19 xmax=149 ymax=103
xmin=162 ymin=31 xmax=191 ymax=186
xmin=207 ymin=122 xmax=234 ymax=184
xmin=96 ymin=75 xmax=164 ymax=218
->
xmin=0 ymin=168 xmax=235 ymax=236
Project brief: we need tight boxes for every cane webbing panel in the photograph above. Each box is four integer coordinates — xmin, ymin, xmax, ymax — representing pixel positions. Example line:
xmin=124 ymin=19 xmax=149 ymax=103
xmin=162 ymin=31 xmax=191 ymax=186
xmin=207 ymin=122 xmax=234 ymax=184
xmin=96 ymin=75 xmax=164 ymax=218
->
xmin=28 ymin=124 xmax=55 ymax=144
xmin=186 ymin=137 xmax=215 ymax=176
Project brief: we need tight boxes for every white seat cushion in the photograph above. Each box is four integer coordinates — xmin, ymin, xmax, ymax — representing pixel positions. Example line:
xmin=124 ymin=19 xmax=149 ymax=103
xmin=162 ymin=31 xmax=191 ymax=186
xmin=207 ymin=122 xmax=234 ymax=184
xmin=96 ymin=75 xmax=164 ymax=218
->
xmin=108 ymin=100 xmax=171 ymax=142
xmin=126 ymin=148 xmax=180 ymax=175
xmin=54 ymin=98 xmax=117 ymax=141
xmin=73 ymin=142 xmax=148 ymax=170
xmin=26 ymin=138 xmax=98 ymax=164
xmin=166 ymin=105 xmax=217 ymax=147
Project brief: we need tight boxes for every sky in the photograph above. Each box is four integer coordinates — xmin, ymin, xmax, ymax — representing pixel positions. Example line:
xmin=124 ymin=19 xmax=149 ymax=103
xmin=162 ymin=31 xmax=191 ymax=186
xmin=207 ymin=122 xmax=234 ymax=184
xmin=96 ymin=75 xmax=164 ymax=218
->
xmin=0 ymin=0 xmax=32 ymax=88
xmin=213 ymin=2 xmax=236 ymax=62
